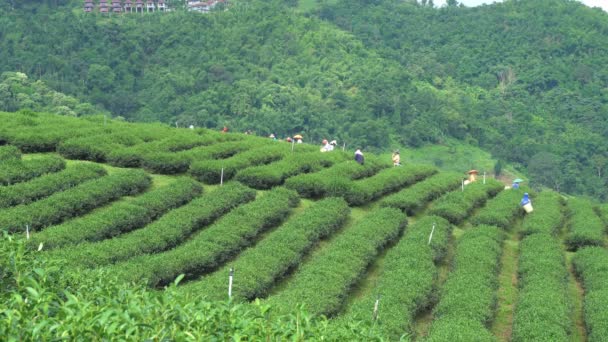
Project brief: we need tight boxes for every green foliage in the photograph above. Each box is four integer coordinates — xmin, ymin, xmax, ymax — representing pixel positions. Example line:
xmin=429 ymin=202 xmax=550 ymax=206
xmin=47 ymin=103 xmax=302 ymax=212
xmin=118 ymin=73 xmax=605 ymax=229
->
xmin=564 ymin=198 xmax=605 ymax=250
xmin=519 ymin=191 xmax=564 ymax=236
xmin=428 ymin=179 xmax=504 ymax=224
xmin=0 ymin=169 xmax=151 ymax=233
xmin=380 ymin=171 xmax=463 ymax=214
xmin=340 ymin=216 xmax=452 ymax=339
xmin=109 ymin=187 xmax=300 ymax=287
xmin=49 ymin=182 xmax=256 ymax=268
xmin=0 ymin=154 xmax=65 ymax=185
xmin=427 ymin=225 xmax=504 ymax=339
xmin=0 ymin=163 xmax=106 ymax=208
xmin=572 ymin=247 xmax=608 ymax=342
xmin=470 ymin=186 xmax=530 ymax=229
xmin=181 ymin=197 xmax=350 ymax=301
xmin=511 ymin=233 xmax=571 ymax=342
xmin=0 ymin=145 xmax=21 ymax=160
xmin=30 ymin=177 xmax=202 ymax=249
xmin=266 ymin=207 xmax=407 ymax=317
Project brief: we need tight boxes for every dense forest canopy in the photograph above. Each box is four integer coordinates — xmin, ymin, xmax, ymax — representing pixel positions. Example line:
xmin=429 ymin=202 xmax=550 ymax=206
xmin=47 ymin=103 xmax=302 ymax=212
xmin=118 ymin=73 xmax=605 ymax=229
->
xmin=0 ymin=0 xmax=607 ymax=199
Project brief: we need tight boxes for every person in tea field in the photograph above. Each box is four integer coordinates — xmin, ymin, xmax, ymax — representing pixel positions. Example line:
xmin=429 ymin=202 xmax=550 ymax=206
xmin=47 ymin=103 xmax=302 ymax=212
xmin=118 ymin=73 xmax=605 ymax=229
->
xmin=392 ymin=150 xmax=401 ymax=166
xmin=520 ymin=192 xmax=533 ymax=213
xmin=354 ymin=149 xmax=364 ymax=165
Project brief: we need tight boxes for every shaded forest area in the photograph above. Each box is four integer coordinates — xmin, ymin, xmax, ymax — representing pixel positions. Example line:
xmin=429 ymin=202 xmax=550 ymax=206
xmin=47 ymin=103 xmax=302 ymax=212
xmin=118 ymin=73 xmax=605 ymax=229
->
xmin=0 ymin=0 xmax=607 ymax=199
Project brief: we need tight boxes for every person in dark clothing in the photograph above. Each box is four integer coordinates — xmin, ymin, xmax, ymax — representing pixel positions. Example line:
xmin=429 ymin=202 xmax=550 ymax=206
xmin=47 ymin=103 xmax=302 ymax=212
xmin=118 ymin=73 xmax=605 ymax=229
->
xmin=354 ymin=149 xmax=364 ymax=165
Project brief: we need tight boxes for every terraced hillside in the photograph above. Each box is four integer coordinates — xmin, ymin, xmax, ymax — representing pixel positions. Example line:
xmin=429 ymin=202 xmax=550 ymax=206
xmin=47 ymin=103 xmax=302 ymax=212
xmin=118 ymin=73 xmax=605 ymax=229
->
xmin=1 ymin=111 xmax=607 ymax=341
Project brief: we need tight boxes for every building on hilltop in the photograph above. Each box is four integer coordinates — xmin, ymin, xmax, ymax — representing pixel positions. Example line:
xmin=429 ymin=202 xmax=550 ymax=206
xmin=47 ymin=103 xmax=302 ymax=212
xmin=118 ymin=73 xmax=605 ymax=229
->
xmin=84 ymin=0 xmax=95 ymax=12
xmin=111 ymin=0 xmax=123 ymax=13
xmin=186 ymin=0 xmax=227 ymax=13
xmin=82 ymin=0 xmax=170 ymax=13
xmin=124 ymin=0 xmax=133 ymax=12
xmin=146 ymin=0 xmax=155 ymax=12
xmin=99 ymin=1 xmax=109 ymax=13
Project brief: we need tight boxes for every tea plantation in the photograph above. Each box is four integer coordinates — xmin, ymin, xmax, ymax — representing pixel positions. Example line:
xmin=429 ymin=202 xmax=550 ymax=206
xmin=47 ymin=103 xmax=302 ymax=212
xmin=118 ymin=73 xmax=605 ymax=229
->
xmin=1 ymin=111 xmax=607 ymax=341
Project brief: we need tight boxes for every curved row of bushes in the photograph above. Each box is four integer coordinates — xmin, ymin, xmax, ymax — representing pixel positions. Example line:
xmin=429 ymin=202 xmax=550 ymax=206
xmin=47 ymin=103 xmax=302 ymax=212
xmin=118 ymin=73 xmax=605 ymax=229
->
xmin=572 ymin=247 xmax=608 ymax=342
xmin=343 ymin=164 xmax=436 ymax=206
xmin=565 ymin=198 xmax=605 ymax=250
xmin=49 ymin=182 xmax=256 ymax=268
xmin=0 ymin=163 xmax=106 ymax=208
xmin=0 ymin=155 xmax=65 ymax=186
xmin=427 ymin=180 xmax=504 ymax=224
xmin=339 ymin=216 xmax=452 ymax=340
xmin=425 ymin=225 xmax=505 ymax=342
xmin=511 ymin=233 xmax=571 ymax=341
xmin=266 ymin=207 xmax=407 ymax=317
xmin=30 ymin=177 xmax=203 ymax=250
xmin=519 ymin=191 xmax=564 ymax=236
xmin=109 ymin=187 xmax=300 ymax=287
xmin=234 ymin=152 xmax=343 ymax=189
xmin=0 ymin=145 xmax=21 ymax=160
xmin=380 ymin=172 xmax=462 ymax=215
xmin=470 ymin=187 xmax=530 ymax=229
xmin=0 ymin=170 xmax=151 ymax=233
xmin=58 ymin=133 xmax=144 ymax=162
xmin=181 ymin=197 xmax=351 ymax=301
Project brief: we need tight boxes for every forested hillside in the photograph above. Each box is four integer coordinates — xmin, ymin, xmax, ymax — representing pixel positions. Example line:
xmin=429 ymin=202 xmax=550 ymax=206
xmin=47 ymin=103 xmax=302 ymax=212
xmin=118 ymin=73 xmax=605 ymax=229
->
xmin=0 ymin=0 xmax=607 ymax=199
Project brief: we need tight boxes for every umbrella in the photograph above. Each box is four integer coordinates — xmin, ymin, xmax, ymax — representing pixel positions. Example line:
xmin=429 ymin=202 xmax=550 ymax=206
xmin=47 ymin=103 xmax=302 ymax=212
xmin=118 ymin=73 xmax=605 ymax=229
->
xmin=467 ymin=169 xmax=479 ymax=174
xmin=513 ymin=178 xmax=524 ymax=183
xmin=293 ymin=134 xmax=303 ymax=139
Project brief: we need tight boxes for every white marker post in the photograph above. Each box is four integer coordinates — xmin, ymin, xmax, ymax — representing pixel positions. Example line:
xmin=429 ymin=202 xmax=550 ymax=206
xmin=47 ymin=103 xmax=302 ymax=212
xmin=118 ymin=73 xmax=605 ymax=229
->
xmin=428 ymin=223 xmax=436 ymax=245
xmin=372 ymin=295 xmax=380 ymax=321
xmin=220 ymin=167 xmax=224 ymax=186
xmin=26 ymin=224 xmax=30 ymax=240
xmin=342 ymin=142 xmax=346 ymax=152
xmin=483 ymin=171 xmax=486 ymax=184
xmin=228 ymin=268 xmax=234 ymax=299
xmin=462 ymin=179 xmax=465 ymax=191
xmin=291 ymin=139 xmax=295 ymax=152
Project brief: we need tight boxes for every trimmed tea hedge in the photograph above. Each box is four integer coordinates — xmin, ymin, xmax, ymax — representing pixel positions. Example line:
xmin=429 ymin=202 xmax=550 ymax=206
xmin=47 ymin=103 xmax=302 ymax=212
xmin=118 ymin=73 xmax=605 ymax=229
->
xmin=519 ymin=191 xmax=564 ymax=236
xmin=110 ymin=187 xmax=299 ymax=287
xmin=0 ymin=155 xmax=65 ymax=186
xmin=572 ymin=247 xmax=608 ymax=342
xmin=49 ymin=182 xmax=256 ymax=268
xmin=0 ymin=163 xmax=106 ymax=208
xmin=30 ymin=177 xmax=202 ymax=249
xmin=340 ymin=216 xmax=452 ymax=340
xmin=470 ymin=186 xmax=530 ymax=229
xmin=427 ymin=179 xmax=504 ymax=224
xmin=266 ymin=207 xmax=407 ymax=317
xmin=565 ymin=198 xmax=605 ymax=250
xmin=425 ymin=225 xmax=505 ymax=341
xmin=380 ymin=171 xmax=462 ymax=215
xmin=511 ymin=233 xmax=571 ymax=342
xmin=0 ymin=145 xmax=21 ymax=160
xmin=57 ymin=133 xmax=143 ymax=162
xmin=181 ymin=197 xmax=350 ymax=301
xmin=0 ymin=170 xmax=151 ymax=233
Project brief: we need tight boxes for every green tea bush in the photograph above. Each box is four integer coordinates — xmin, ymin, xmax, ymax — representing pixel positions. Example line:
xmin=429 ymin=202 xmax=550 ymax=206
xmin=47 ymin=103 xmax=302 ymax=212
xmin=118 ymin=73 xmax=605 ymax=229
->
xmin=0 ymin=170 xmax=151 ymax=233
xmin=57 ymin=133 xmax=143 ymax=162
xmin=0 ymin=145 xmax=21 ymax=160
xmin=266 ymin=207 xmax=407 ymax=317
xmin=565 ymin=198 xmax=605 ymax=250
xmin=182 ymin=197 xmax=350 ymax=301
xmin=0 ymin=163 xmax=106 ymax=208
xmin=110 ymin=187 xmax=299 ymax=287
xmin=340 ymin=216 xmax=451 ymax=340
xmin=519 ymin=191 xmax=564 ymax=236
xmin=30 ymin=177 xmax=202 ymax=249
xmin=511 ymin=233 xmax=571 ymax=342
xmin=343 ymin=164 xmax=436 ymax=205
xmin=470 ymin=186 xmax=530 ymax=229
xmin=50 ymin=182 xmax=256 ymax=268
xmin=425 ymin=317 xmax=497 ymax=342
xmin=380 ymin=171 xmax=462 ymax=215
xmin=572 ymin=247 xmax=608 ymax=342
xmin=426 ymin=225 xmax=504 ymax=339
xmin=0 ymin=155 xmax=65 ymax=185
xmin=428 ymin=180 xmax=504 ymax=224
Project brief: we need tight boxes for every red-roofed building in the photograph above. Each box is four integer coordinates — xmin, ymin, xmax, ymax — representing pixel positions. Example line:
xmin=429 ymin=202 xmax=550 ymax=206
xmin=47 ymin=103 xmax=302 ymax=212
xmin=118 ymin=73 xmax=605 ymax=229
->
xmin=135 ymin=0 xmax=144 ymax=12
xmin=84 ymin=0 xmax=95 ymax=12
xmin=124 ymin=0 xmax=132 ymax=12
xmin=157 ymin=0 xmax=166 ymax=11
xmin=99 ymin=1 xmax=109 ymax=13
xmin=146 ymin=0 xmax=155 ymax=12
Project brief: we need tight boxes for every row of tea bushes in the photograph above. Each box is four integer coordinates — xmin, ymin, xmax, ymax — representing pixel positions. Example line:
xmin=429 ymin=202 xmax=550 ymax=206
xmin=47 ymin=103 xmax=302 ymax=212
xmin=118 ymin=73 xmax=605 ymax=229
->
xmin=343 ymin=164 xmax=436 ymax=206
xmin=109 ymin=187 xmax=300 ymax=287
xmin=425 ymin=225 xmax=505 ymax=342
xmin=266 ymin=208 xmax=407 ymax=317
xmin=0 ymin=155 xmax=65 ymax=185
xmin=519 ymin=191 xmax=564 ymax=236
xmin=572 ymin=247 xmax=608 ymax=342
xmin=0 ymin=163 xmax=106 ymax=208
xmin=565 ymin=198 xmax=605 ymax=250
xmin=49 ymin=182 xmax=256 ymax=268
xmin=380 ymin=172 xmax=463 ymax=215
xmin=181 ymin=197 xmax=351 ymax=301
xmin=511 ymin=233 xmax=571 ymax=341
xmin=30 ymin=177 xmax=203 ymax=249
xmin=0 ymin=145 xmax=21 ymax=160
xmin=470 ymin=186 xmax=530 ymax=229
xmin=234 ymin=152 xmax=344 ymax=189
xmin=339 ymin=216 xmax=452 ymax=340
xmin=427 ymin=179 xmax=504 ymax=224
xmin=0 ymin=170 xmax=151 ymax=233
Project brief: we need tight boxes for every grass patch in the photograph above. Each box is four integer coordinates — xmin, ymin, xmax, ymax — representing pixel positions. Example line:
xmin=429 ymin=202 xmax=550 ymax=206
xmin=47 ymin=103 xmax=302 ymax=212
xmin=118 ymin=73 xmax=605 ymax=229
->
xmin=491 ymin=231 xmax=520 ymax=341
